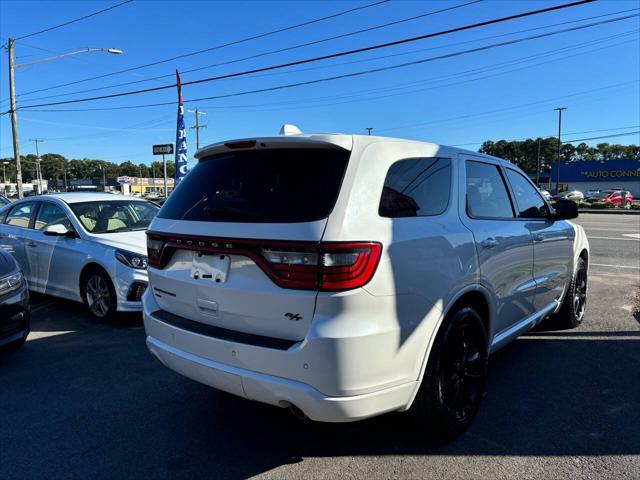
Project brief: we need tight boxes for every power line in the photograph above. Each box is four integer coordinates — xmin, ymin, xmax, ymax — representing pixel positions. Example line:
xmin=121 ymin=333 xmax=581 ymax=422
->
xmin=564 ymin=131 xmax=640 ymax=143
xmin=11 ymin=0 xmax=488 ymax=103
xmin=375 ymin=80 xmax=638 ymax=133
xmin=13 ymin=0 xmax=391 ymax=98
xmin=12 ymin=0 xmax=599 ymax=111
xmin=193 ymin=32 xmax=638 ymax=113
xmin=13 ymin=25 xmax=639 ymax=111
xmin=452 ymin=126 xmax=640 ymax=146
xmin=12 ymin=0 xmax=134 ymax=41
xmin=18 ymin=10 xmax=634 ymax=114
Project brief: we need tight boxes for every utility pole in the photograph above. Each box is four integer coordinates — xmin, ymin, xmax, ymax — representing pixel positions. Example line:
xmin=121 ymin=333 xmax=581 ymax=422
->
xmin=7 ymin=38 xmax=23 ymax=198
xmin=162 ymin=154 xmax=167 ymax=197
xmin=2 ymin=161 xmax=8 ymax=192
xmin=100 ymin=165 xmax=106 ymax=191
xmin=536 ymin=138 xmax=541 ymax=187
xmin=365 ymin=127 xmax=374 ymax=136
xmin=29 ymin=138 xmax=44 ymax=194
xmin=188 ymin=109 xmax=207 ymax=150
xmin=554 ymin=107 xmax=566 ymax=194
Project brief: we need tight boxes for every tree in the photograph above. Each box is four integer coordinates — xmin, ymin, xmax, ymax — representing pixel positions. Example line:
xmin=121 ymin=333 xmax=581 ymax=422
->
xmin=118 ymin=161 xmax=138 ymax=177
xmin=479 ymin=137 xmax=638 ymax=172
xmin=150 ymin=160 xmax=175 ymax=178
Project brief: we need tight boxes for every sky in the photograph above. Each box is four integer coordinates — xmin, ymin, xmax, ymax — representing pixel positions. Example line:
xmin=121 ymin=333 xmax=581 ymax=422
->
xmin=0 ymin=0 xmax=639 ymax=169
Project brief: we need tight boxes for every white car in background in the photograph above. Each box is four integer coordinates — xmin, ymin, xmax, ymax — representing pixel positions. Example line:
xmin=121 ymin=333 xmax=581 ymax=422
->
xmin=539 ymin=189 xmax=552 ymax=201
xmin=0 ymin=193 xmax=158 ymax=320
xmin=557 ymin=190 xmax=585 ymax=202
xmin=142 ymin=132 xmax=589 ymax=437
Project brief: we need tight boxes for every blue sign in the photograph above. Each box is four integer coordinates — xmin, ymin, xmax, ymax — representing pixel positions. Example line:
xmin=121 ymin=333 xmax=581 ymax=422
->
xmin=550 ymin=158 xmax=640 ymax=183
xmin=174 ymin=70 xmax=188 ymax=185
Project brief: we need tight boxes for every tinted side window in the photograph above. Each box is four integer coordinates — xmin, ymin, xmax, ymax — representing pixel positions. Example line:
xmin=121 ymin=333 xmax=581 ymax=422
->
xmin=5 ymin=202 xmax=37 ymax=228
xmin=35 ymin=203 xmax=72 ymax=231
xmin=379 ymin=158 xmax=451 ymax=217
xmin=465 ymin=161 xmax=514 ymax=219
xmin=505 ymin=169 xmax=548 ymax=218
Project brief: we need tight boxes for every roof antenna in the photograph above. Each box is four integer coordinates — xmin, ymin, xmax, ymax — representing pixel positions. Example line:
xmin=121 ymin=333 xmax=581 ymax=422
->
xmin=279 ymin=124 xmax=302 ymax=135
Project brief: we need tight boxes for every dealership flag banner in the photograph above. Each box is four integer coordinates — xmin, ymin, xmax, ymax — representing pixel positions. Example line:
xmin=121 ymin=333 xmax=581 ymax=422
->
xmin=174 ymin=70 xmax=188 ymax=184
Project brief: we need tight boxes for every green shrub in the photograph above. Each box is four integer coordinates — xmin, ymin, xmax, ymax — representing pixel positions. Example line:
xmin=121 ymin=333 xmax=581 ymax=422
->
xmin=631 ymin=203 xmax=640 ymax=210
xmin=587 ymin=202 xmax=616 ymax=209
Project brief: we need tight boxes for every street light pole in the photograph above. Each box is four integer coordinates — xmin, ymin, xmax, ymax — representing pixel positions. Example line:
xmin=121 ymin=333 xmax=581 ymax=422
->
xmin=7 ymin=38 xmax=23 ymax=198
xmin=554 ymin=107 xmax=566 ymax=194
xmin=6 ymin=41 xmax=123 ymax=199
xmin=365 ymin=127 xmax=374 ymax=135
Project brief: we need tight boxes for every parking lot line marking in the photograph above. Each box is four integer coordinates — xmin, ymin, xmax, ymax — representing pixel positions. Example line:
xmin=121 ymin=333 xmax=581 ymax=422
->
xmin=520 ymin=335 xmax=640 ymax=341
xmin=590 ymin=263 xmax=640 ymax=269
xmin=582 ymin=226 xmax=640 ymax=230
xmin=588 ymin=236 xmax=640 ymax=241
xmin=587 ymin=235 xmax=640 ymax=242
xmin=578 ymin=222 xmax=640 ymax=226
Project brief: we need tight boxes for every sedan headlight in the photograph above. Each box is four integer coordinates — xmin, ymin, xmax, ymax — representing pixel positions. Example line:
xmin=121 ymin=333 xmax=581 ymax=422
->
xmin=115 ymin=249 xmax=148 ymax=270
xmin=0 ymin=271 xmax=24 ymax=296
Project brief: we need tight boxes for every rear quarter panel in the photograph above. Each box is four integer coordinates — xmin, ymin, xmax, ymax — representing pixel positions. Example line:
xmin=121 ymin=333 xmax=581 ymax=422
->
xmin=320 ymin=139 xmax=479 ymax=387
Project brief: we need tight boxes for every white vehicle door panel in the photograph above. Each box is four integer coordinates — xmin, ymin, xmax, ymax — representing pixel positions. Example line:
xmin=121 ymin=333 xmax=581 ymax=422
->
xmin=459 ymin=157 xmax=536 ymax=338
xmin=0 ymin=201 xmax=40 ymax=283
xmin=30 ymin=201 xmax=86 ymax=299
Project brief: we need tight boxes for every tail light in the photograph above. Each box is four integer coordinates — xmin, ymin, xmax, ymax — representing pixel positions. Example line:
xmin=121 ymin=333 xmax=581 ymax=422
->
xmin=261 ymin=242 xmax=381 ymax=290
xmin=147 ymin=236 xmax=165 ymax=268
xmin=146 ymin=232 xmax=381 ymax=291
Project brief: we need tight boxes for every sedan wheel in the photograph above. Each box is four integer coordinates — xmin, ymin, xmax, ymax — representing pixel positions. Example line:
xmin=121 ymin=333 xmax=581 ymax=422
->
xmin=84 ymin=272 xmax=115 ymax=319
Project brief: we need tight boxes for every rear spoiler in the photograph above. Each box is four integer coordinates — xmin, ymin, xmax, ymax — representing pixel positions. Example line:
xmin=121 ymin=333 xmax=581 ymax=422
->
xmin=194 ymin=134 xmax=353 ymax=160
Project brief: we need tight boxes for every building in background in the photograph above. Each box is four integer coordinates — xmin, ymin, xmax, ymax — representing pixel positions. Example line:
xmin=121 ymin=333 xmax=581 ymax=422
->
xmin=545 ymin=158 xmax=639 ymax=196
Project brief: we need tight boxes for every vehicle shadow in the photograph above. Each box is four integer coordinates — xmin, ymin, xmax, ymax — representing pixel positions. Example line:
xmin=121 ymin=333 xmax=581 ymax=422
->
xmin=2 ymin=317 xmax=638 ymax=479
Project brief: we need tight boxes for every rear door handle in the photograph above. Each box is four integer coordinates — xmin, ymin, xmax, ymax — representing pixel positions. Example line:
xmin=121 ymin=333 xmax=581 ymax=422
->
xmin=480 ymin=238 xmax=498 ymax=249
xmin=26 ymin=242 xmax=37 ymax=247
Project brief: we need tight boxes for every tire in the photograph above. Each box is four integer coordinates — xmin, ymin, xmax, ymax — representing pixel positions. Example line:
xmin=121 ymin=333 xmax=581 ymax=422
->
xmin=82 ymin=268 xmax=117 ymax=321
xmin=549 ymin=257 xmax=588 ymax=329
xmin=410 ymin=306 xmax=488 ymax=440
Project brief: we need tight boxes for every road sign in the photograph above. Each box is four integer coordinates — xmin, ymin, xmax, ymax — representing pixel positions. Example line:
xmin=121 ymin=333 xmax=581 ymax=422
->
xmin=153 ymin=144 xmax=174 ymax=155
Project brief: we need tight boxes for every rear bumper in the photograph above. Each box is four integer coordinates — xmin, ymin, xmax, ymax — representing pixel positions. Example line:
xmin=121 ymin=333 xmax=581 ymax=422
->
xmin=146 ymin=334 xmax=417 ymax=422
xmin=142 ymin=288 xmax=436 ymax=422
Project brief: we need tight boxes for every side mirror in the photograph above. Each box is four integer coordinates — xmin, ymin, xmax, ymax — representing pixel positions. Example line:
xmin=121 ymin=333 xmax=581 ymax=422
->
xmin=43 ymin=224 xmax=76 ymax=237
xmin=552 ymin=198 xmax=578 ymax=220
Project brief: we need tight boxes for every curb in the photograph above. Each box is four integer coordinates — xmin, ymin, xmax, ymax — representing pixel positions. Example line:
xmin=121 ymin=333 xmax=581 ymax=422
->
xmin=578 ymin=209 xmax=640 ymax=215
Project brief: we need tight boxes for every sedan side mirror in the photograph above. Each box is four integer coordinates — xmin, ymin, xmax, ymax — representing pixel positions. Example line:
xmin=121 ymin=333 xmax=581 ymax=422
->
xmin=552 ymin=198 xmax=578 ymax=220
xmin=43 ymin=224 xmax=76 ymax=238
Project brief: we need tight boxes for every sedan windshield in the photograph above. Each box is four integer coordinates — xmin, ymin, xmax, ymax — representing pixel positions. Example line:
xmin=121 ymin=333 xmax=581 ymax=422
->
xmin=69 ymin=200 xmax=159 ymax=234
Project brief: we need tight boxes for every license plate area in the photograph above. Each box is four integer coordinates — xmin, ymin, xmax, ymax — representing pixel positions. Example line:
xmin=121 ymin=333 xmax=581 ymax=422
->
xmin=191 ymin=252 xmax=230 ymax=283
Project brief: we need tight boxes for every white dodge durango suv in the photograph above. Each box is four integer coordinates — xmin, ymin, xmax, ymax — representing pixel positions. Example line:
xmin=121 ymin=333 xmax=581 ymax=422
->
xmin=143 ymin=133 xmax=589 ymax=437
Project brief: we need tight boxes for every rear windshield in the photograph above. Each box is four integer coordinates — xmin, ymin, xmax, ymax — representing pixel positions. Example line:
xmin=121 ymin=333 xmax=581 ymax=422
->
xmin=158 ymin=148 xmax=350 ymax=223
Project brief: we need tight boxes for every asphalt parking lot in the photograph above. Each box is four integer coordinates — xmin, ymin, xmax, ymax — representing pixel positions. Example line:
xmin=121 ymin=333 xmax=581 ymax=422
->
xmin=1 ymin=213 xmax=639 ymax=480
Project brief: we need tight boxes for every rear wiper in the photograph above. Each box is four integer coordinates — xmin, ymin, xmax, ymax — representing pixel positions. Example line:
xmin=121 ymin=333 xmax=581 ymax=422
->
xmin=180 ymin=195 xmax=208 ymax=220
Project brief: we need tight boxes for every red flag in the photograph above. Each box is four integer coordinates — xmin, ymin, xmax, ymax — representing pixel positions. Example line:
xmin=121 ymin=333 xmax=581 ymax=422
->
xmin=176 ymin=69 xmax=183 ymax=105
